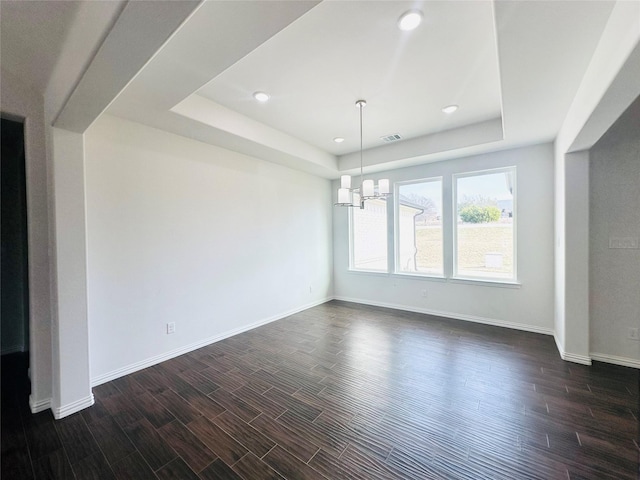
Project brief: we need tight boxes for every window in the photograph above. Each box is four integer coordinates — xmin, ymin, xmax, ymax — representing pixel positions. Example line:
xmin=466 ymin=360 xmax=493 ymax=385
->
xmin=346 ymin=166 xmax=516 ymax=285
xmin=396 ymin=178 xmax=443 ymax=275
xmin=454 ymin=167 xmax=515 ymax=280
xmin=350 ymin=198 xmax=387 ymax=271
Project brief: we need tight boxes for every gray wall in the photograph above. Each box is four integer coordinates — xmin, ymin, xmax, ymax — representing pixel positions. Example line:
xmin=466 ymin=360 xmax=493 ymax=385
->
xmin=590 ymin=95 xmax=640 ymax=364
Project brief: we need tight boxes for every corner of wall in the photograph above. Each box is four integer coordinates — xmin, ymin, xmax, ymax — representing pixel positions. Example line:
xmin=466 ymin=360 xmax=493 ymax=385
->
xmin=1 ymin=65 xmax=55 ymax=413
xmin=554 ymin=333 xmax=592 ymax=366
xmin=29 ymin=395 xmax=52 ymax=414
xmin=551 ymin=2 xmax=640 ymax=368
xmin=51 ymin=393 xmax=94 ymax=420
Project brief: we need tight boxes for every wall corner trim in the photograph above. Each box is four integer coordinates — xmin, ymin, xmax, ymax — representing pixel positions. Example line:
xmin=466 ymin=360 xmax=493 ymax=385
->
xmin=52 ymin=394 xmax=95 ymax=420
xmin=560 ymin=351 xmax=592 ymax=366
xmin=554 ymin=334 xmax=592 ymax=365
xmin=29 ymin=395 xmax=52 ymax=414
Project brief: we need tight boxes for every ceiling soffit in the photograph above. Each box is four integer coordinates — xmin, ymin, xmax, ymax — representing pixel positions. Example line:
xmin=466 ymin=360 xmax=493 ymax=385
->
xmin=194 ymin=1 xmax=503 ymax=159
xmin=101 ymin=0 xmax=617 ymax=178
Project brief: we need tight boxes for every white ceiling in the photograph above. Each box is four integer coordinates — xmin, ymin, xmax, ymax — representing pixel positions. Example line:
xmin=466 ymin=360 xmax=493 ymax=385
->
xmin=196 ymin=0 xmax=502 ymax=156
xmin=1 ymin=0 xmax=618 ymax=178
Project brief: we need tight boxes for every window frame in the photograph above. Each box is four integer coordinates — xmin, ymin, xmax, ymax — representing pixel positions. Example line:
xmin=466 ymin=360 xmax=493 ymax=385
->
xmin=394 ymin=176 xmax=444 ymax=278
xmin=452 ymin=166 xmax=517 ymax=282
xmin=348 ymin=197 xmax=389 ymax=273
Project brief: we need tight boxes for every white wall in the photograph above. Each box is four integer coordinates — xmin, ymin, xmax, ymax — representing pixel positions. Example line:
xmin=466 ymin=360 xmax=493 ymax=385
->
xmin=556 ymin=1 xmax=640 ymax=155
xmin=561 ymin=151 xmax=591 ymax=363
xmin=334 ymin=143 xmax=555 ymax=334
xmin=590 ymin=96 xmax=640 ymax=366
xmin=84 ymin=115 xmax=333 ymax=384
xmin=554 ymin=145 xmax=566 ymax=352
xmin=553 ymin=0 xmax=640 ymax=366
xmin=50 ymin=128 xmax=93 ymax=418
xmin=0 ymin=67 xmax=53 ymax=412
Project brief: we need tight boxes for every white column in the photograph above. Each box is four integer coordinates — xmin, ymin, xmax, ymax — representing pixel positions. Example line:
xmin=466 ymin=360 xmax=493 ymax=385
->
xmin=561 ymin=151 xmax=591 ymax=364
xmin=552 ymin=1 xmax=640 ymax=365
xmin=50 ymin=127 xmax=93 ymax=418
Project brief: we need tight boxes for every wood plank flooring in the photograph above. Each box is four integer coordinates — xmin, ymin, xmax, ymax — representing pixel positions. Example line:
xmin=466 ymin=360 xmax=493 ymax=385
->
xmin=2 ymin=300 xmax=639 ymax=479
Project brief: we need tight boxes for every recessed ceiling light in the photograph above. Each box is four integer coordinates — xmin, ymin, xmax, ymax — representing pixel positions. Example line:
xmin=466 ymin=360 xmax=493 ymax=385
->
xmin=253 ymin=91 xmax=270 ymax=102
xmin=398 ymin=10 xmax=423 ymax=31
xmin=442 ymin=104 xmax=459 ymax=114
xmin=333 ymin=137 xmax=345 ymax=143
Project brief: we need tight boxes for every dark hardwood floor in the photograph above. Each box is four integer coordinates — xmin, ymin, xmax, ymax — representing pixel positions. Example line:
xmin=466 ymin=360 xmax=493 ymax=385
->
xmin=2 ymin=300 xmax=639 ymax=479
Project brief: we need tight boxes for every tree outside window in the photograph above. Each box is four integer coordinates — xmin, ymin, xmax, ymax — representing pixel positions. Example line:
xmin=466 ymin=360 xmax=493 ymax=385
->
xmin=454 ymin=168 xmax=515 ymax=280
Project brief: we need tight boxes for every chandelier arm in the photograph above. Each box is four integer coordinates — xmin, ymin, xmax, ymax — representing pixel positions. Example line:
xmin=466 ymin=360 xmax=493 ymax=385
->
xmin=359 ymin=101 xmax=364 ymax=191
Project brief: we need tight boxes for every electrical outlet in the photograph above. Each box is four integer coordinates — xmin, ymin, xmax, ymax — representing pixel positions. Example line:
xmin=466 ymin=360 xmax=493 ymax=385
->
xmin=309 ymin=285 xmax=313 ymax=294
xmin=167 ymin=322 xmax=176 ymax=334
xmin=609 ymin=237 xmax=639 ymax=249
xmin=628 ymin=327 xmax=639 ymax=341
xmin=421 ymin=289 xmax=428 ymax=298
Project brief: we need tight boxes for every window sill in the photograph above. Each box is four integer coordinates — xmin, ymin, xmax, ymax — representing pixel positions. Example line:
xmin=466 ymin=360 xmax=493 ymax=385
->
xmin=392 ymin=272 xmax=447 ymax=282
xmin=449 ymin=277 xmax=521 ymax=288
xmin=347 ymin=269 xmax=390 ymax=277
xmin=346 ymin=270 xmax=520 ymax=289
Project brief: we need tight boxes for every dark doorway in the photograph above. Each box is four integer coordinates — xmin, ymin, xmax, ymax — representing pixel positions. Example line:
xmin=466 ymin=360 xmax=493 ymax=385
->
xmin=1 ymin=117 xmax=30 ymax=387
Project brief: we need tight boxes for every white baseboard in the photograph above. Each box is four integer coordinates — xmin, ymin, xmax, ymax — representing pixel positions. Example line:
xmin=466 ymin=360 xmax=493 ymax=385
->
xmin=91 ymin=297 xmax=333 ymax=387
xmin=29 ymin=395 xmax=51 ymax=414
xmin=553 ymin=334 xmax=564 ymax=360
xmin=333 ymin=296 xmax=555 ymax=336
xmin=52 ymin=394 xmax=95 ymax=419
xmin=590 ymin=352 xmax=640 ymax=369
xmin=553 ymin=334 xmax=592 ymax=365
xmin=560 ymin=351 xmax=592 ymax=366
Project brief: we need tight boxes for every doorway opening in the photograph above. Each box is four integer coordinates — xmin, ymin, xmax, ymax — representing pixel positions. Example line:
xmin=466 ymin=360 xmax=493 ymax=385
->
xmin=1 ymin=116 xmax=31 ymax=404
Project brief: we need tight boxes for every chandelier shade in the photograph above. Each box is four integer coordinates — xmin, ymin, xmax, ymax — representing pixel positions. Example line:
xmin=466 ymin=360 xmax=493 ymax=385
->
xmin=335 ymin=100 xmax=390 ymax=208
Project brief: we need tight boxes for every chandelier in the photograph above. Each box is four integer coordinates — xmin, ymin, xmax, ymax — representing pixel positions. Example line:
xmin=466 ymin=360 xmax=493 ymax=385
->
xmin=335 ymin=100 xmax=390 ymax=208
